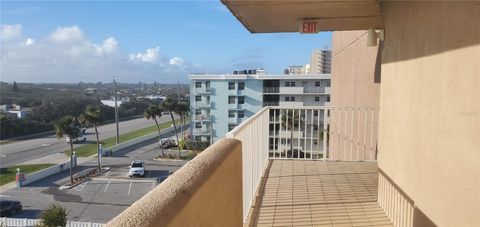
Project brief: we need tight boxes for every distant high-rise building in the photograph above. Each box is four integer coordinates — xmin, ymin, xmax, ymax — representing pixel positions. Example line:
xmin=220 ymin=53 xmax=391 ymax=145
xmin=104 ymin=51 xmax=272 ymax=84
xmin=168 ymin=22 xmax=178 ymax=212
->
xmin=286 ymin=64 xmax=310 ymax=75
xmin=310 ymin=49 xmax=331 ymax=74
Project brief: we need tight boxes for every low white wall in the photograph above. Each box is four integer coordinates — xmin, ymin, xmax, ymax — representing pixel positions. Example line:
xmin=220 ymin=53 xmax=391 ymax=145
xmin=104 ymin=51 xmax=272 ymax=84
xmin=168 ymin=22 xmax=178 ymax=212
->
xmin=21 ymin=158 xmax=76 ymax=186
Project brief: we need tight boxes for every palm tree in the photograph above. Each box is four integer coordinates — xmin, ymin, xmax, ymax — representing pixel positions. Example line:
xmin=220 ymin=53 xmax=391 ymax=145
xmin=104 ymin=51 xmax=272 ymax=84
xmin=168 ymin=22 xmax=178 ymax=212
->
xmin=144 ymin=105 xmax=165 ymax=157
xmin=54 ymin=116 xmax=80 ymax=184
xmin=162 ymin=98 xmax=181 ymax=157
xmin=281 ymin=109 xmax=303 ymax=157
xmin=175 ymin=101 xmax=190 ymax=143
xmin=80 ymin=106 xmax=103 ymax=172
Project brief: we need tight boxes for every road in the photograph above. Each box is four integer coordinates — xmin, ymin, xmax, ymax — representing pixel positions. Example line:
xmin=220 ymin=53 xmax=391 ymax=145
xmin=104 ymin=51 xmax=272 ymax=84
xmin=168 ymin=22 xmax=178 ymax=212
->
xmin=1 ymin=129 xmax=189 ymax=223
xmin=0 ymin=116 xmax=177 ymax=167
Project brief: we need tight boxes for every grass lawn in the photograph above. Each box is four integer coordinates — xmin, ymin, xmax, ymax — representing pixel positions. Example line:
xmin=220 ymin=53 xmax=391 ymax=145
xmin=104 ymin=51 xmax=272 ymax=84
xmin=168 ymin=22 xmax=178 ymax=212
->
xmin=70 ymin=118 xmax=186 ymax=157
xmin=0 ymin=164 xmax=54 ymax=185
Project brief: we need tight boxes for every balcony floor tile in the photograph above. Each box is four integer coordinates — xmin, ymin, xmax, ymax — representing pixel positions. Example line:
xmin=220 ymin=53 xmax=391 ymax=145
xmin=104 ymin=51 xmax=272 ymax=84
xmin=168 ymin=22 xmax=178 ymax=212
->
xmin=250 ymin=160 xmax=393 ymax=227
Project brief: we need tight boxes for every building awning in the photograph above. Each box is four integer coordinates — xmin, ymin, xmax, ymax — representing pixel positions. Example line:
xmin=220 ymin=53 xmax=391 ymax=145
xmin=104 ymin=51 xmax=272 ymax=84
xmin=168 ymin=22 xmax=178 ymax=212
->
xmin=220 ymin=0 xmax=384 ymax=33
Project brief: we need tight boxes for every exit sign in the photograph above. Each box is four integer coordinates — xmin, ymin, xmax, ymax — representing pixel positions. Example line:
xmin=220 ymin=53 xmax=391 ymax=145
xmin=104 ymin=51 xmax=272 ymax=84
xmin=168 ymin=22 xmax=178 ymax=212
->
xmin=299 ymin=20 xmax=319 ymax=34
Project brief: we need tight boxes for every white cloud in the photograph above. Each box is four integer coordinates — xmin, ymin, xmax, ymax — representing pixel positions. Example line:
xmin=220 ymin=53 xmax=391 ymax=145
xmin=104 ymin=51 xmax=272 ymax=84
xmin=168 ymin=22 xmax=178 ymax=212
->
xmin=1 ymin=24 xmax=23 ymax=40
xmin=25 ymin=38 xmax=35 ymax=46
xmin=49 ymin=26 xmax=85 ymax=43
xmin=129 ymin=46 xmax=161 ymax=63
xmin=169 ymin=57 xmax=185 ymax=66
xmin=0 ymin=24 xmax=202 ymax=83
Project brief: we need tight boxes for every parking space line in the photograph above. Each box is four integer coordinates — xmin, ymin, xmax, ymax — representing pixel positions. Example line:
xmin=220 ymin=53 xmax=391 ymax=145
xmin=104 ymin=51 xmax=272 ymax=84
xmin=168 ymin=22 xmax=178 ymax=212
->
xmin=128 ymin=180 xmax=133 ymax=195
xmin=105 ymin=170 xmax=111 ymax=177
xmin=74 ymin=181 xmax=88 ymax=191
xmin=104 ymin=179 xmax=111 ymax=193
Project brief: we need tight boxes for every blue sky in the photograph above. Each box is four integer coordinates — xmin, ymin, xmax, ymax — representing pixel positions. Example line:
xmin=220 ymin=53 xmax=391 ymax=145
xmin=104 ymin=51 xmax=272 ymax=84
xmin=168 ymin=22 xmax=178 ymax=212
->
xmin=1 ymin=1 xmax=331 ymax=83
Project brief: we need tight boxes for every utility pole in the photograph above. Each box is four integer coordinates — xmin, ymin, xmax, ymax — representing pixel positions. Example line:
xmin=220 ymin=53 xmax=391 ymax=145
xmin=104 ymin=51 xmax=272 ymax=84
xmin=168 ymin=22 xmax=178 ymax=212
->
xmin=113 ymin=79 xmax=120 ymax=144
xmin=177 ymin=80 xmax=182 ymax=138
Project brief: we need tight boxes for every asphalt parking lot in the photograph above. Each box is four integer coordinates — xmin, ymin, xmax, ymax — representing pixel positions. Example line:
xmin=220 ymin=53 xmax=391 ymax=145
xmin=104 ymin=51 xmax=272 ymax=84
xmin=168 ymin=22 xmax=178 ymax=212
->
xmin=1 ymin=137 xmax=189 ymax=223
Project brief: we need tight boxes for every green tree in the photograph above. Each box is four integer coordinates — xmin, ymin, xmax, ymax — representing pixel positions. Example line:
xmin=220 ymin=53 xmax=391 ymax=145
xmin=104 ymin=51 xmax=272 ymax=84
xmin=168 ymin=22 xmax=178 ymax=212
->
xmin=144 ymin=105 xmax=165 ymax=157
xmin=80 ymin=106 xmax=103 ymax=172
xmin=281 ymin=109 xmax=303 ymax=157
xmin=162 ymin=98 xmax=181 ymax=157
xmin=39 ymin=203 xmax=68 ymax=227
xmin=175 ymin=101 xmax=190 ymax=145
xmin=54 ymin=116 xmax=80 ymax=184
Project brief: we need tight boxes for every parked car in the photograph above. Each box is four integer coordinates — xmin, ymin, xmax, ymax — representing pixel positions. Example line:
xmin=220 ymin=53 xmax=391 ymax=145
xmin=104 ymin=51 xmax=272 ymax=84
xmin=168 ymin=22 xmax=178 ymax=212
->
xmin=159 ymin=138 xmax=176 ymax=148
xmin=65 ymin=135 xmax=87 ymax=143
xmin=0 ymin=199 xmax=22 ymax=217
xmin=128 ymin=160 xmax=145 ymax=177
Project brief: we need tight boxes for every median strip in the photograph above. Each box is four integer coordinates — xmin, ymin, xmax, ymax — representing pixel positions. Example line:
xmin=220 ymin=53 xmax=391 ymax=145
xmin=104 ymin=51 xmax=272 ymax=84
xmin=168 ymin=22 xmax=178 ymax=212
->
xmin=68 ymin=118 xmax=186 ymax=157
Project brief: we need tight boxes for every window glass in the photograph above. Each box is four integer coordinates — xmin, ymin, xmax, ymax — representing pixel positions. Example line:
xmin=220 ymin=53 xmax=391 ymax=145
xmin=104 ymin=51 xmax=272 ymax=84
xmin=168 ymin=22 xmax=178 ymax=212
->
xmin=291 ymin=96 xmax=295 ymax=101
xmin=195 ymin=82 xmax=202 ymax=88
xmin=228 ymin=110 xmax=235 ymax=118
xmin=327 ymin=96 xmax=331 ymax=102
xmin=238 ymin=110 xmax=245 ymax=118
xmin=315 ymin=81 xmax=320 ymax=87
xmin=195 ymin=96 xmax=201 ymax=101
xmin=291 ymin=82 xmax=296 ymax=86
xmin=285 ymin=82 xmax=290 ymax=87
xmin=195 ymin=122 xmax=202 ymax=128
xmin=228 ymin=124 xmax=237 ymax=131
xmin=228 ymin=96 xmax=236 ymax=104
xmin=315 ymin=97 xmax=320 ymax=102
xmin=238 ymin=96 xmax=245 ymax=104
xmin=238 ymin=82 xmax=245 ymax=90
xmin=228 ymin=82 xmax=235 ymax=90
xmin=195 ymin=109 xmax=202 ymax=115
xmin=285 ymin=97 xmax=290 ymax=101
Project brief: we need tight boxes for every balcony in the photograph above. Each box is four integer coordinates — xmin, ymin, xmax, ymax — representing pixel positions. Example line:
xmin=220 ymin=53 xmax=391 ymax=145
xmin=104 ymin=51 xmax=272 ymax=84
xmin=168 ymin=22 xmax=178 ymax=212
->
xmin=106 ymin=106 xmax=386 ymax=227
xmin=194 ymin=87 xmax=211 ymax=94
xmin=193 ymin=128 xmax=211 ymax=135
xmin=304 ymin=86 xmax=331 ymax=94
xmin=194 ymin=114 xmax=211 ymax=121
xmin=263 ymin=87 xmax=279 ymax=93
xmin=263 ymin=101 xmax=279 ymax=107
xmin=193 ymin=101 xmax=211 ymax=108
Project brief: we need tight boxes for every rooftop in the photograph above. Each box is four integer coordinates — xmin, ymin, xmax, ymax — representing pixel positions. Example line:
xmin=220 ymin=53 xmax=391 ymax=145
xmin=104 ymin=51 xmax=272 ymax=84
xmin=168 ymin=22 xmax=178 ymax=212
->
xmin=189 ymin=73 xmax=331 ymax=80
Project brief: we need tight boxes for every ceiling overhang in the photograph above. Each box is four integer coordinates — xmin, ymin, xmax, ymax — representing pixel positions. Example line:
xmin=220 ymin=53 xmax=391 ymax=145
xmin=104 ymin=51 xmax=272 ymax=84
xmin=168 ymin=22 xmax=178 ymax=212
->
xmin=221 ymin=0 xmax=384 ymax=33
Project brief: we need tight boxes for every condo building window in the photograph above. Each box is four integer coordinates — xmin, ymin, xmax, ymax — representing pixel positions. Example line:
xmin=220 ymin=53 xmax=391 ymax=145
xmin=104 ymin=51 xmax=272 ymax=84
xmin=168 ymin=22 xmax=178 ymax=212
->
xmin=291 ymin=96 xmax=295 ymax=101
xmin=238 ymin=96 xmax=245 ymax=104
xmin=238 ymin=110 xmax=245 ymax=118
xmin=315 ymin=81 xmax=320 ymax=87
xmin=195 ymin=82 xmax=202 ymax=88
xmin=285 ymin=96 xmax=295 ymax=102
xmin=285 ymin=82 xmax=290 ymax=87
xmin=195 ymin=136 xmax=202 ymax=141
xmin=195 ymin=122 xmax=202 ymax=128
xmin=228 ymin=82 xmax=235 ymax=90
xmin=285 ymin=97 xmax=290 ymax=101
xmin=195 ymin=96 xmax=201 ymax=102
xmin=228 ymin=96 xmax=236 ymax=104
xmin=228 ymin=110 xmax=235 ymax=118
xmin=291 ymin=82 xmax=296 ymax=86
xmin=327 ymin=96 xmax=331 ymax=102
xmin=314 ymin=110 xmax=319 ymax=116
xmin=315 ymin=97 xmax=320 ymax=102
xmin=238 ymin=82 xmax=245 ymax=90
xmin=195 ymin=109 xmax=202 ymax=115
xmin=228 ymin=124 xmax=237 ymax=131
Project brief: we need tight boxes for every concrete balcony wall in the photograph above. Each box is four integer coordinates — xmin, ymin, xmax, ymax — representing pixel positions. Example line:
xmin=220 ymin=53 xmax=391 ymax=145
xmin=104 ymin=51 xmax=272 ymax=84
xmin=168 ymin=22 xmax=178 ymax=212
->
xmin=279 ymin=86 xmax=304 ymax=94
xmin=378 ymin=2 xmax=480 ymax=226
xmin=106 ymin=138 xmax=243 ymax=227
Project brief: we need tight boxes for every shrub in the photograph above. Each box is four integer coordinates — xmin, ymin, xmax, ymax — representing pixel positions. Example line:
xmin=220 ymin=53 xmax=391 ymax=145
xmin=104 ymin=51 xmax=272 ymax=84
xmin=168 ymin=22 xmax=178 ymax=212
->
xmin=185 ymin=141 xmax=210 ymax=151
xmin=38 ymin=203 xmax=68 ymax=227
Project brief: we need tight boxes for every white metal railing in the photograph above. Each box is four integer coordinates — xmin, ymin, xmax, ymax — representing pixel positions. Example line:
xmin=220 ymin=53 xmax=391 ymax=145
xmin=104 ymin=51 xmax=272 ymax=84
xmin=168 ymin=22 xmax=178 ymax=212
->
xmin=0 ymin=217 xmax=103 ymax=227
xmin=225 ymin=106 xmax=379 ymax=223
xmin=193 ymin=128 xmax=211 ymax=134
xmin=226 ymin=108 xmax=270 ymax=223
xmin=263 ymin=101 xmax=279 ymax=107
xmin=262 ymin=87 xmax=279 ymax=93
xmin=194 ymin=114 xmax=211 ymax=121
xmin=193 ymin=101 xmax=211 ymax=108
xmin=195 ymin=87 xmax=211 ymax=94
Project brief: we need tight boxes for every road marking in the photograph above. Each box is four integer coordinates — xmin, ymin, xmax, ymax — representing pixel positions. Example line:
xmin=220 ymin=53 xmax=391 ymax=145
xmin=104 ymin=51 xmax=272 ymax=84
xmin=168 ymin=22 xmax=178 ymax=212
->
xmin=41 ymin=144 xmax=50 ymax=147
xmin=0 ymin=154 xmax=6 ymax=158
xmin=105 ymin=170 xmax=111 ymax=177
xmin=104 ymin=179 xmax=111 ymax=193
xmin=128 ymin=180 xmax=133 ymax=195
xmin=74 ymin=181 xmax=88 ymax=191
xmin=0 ymin=195 xmax=10 ymax=198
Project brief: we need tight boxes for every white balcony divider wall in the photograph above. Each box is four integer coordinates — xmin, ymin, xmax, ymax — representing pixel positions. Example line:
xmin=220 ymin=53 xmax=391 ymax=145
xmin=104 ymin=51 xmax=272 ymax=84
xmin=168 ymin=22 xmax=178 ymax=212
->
xmin=226 ymin=106 xmax=379 ymax=223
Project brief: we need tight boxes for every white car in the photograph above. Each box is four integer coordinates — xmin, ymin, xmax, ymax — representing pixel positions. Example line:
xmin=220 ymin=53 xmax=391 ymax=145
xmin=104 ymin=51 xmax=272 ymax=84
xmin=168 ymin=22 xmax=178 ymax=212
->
xmin=128 ymin=160 xmax=145 ymax=177
xmin=66 ymin=135 xmax=87 ymax=143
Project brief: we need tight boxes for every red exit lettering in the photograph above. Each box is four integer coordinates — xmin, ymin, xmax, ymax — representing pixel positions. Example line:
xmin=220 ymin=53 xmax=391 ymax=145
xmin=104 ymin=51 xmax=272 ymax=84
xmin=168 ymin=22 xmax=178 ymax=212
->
xmin=301 ymin=20 xmax=318 ymax=34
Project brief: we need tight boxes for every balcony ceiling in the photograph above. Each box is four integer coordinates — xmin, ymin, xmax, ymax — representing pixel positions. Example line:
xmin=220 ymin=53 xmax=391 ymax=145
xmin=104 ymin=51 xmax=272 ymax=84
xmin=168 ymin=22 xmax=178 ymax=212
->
xmin=220 ymin=0 xmax=384 ymax=33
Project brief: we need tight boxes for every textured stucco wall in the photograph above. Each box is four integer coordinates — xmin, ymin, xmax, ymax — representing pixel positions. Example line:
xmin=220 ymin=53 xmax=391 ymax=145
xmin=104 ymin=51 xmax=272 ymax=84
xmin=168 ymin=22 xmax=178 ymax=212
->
xmin=329 ymin=30 xmax=381 ymax=161
xmin=378 ymin=2 xmax=480 ymax=226
xmin=106 ymin=138 xmax=243 ymax=227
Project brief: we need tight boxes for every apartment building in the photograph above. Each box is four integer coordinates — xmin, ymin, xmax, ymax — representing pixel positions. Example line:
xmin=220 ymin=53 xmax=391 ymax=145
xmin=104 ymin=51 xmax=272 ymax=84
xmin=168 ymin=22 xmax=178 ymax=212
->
xmin=286 ymin=64 xmax=310 ymax=74
xmin=190 ymin=73 xmax=330 ymax=143
xmin=310 ymin=48 xmax=332 ymax=74
xmin=108 ymin=2 xmax=479 ymax=227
